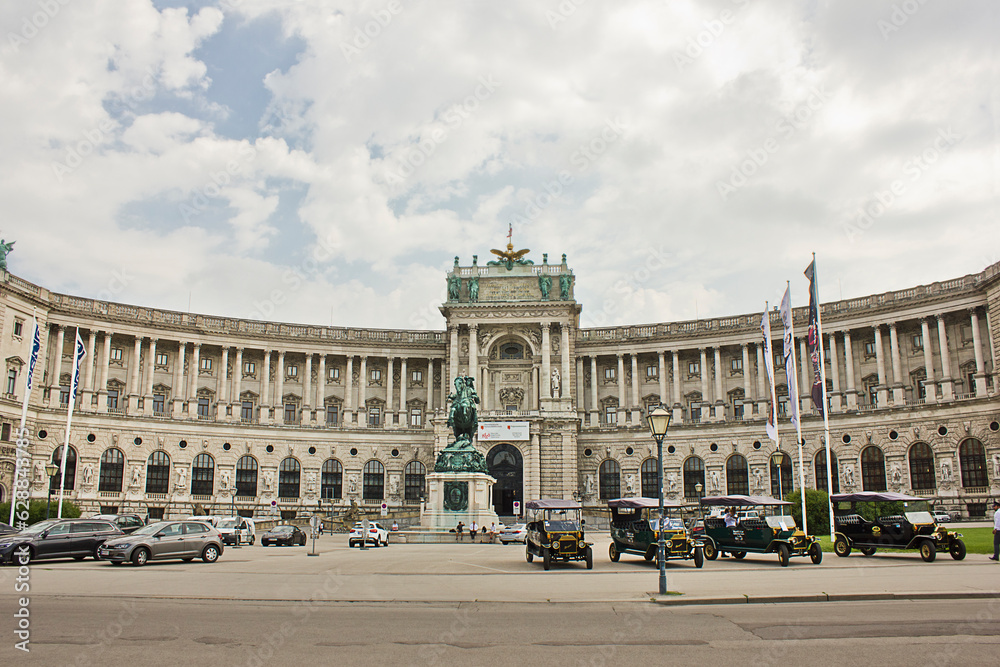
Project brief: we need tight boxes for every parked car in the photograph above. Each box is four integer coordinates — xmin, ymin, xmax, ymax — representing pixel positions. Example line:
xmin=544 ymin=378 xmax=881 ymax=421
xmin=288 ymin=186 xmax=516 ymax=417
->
xmin=831 ymin=492 xmax=966 ymax=562
xmin=0 ymin=518 xmax=122 ymax=564
xmin=261 ymin=524 xmax=307 ymax=547
xmin=499 ymin=523 xmax=527 ymax=545
xmin=607 ymin=497 xmax=704 ymax=568
xmin=932 ymin=511 xmax=952 ymax=524
xmin=524 ymin=499 xmax=593 ymax=570
xmin=90 ymin=513 xmax=146 ymax=534
xmin=699 ymin=495 xmax=823 ymax=567
xmin=181 ymin=515 xmax=220 ymax=527
xmin=0 ymin=522 xmax=17 ymax=537
xmin=348 ymin=521 xmax=388 ymax=548
xmin=216 ymin=517 xmax=256 ymax=546
xmin=99 ymin=521 xmax=224 ymax=566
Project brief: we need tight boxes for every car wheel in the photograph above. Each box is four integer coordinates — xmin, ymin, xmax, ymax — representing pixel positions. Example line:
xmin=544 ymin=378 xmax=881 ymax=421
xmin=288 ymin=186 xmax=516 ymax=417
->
xmin=919 ymin=540 xmax=936 ymax=563
xmin=585 ymin=546 xmax=593 ymax=570
xmin=777 ymin=543 xmax=790 ymax=567
xmin=542 ymin=547 xmax=551 ymax=571
xmin=644 ymin=546 xmax=656 ymax=562
xmin=526 ymin=546 xmax=533 ymax=563
xmin=109 ymin=561 xmax=122 ymax=566
xmin=202 ymin=545 xmax=220 ymax=563
xmin=93 ymin=546 xmax=102 ymax=561
xmin=732 ymin=550 xmax=746 ymax=560
xmin=131 ymin=548 xmax=150 ymax=567
xmin=949 ymin=539 xmax=966 ymax=561
xmin=694 ymin=546 xmax=704 ymax=569
xmin=860 ymin=546 xmax=877 ymax=556
xmin=834 ymin=536 xmax=852 ymax=558
xmin=702 ymin=538 xmax=718 ymax=561
xmin=809 ymin=542 xmax=823 ymax=565
xmin=609 ymin=542 xmax=620 ymax=562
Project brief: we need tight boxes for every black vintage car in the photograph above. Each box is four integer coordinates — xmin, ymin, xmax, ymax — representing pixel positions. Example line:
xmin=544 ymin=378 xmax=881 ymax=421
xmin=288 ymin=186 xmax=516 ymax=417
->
xmin=607 ymin=497 xmax=704 ymax=567
xmin=524 ymin=499 xmax=593 ymax=570
xmin=699 ymin=495 xmax=823 ymax=567
xmin=831 ymin=491 xmax=966 ymax=562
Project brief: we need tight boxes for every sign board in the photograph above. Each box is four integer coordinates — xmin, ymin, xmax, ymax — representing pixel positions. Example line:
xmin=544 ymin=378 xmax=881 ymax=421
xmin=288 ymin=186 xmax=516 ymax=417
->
xmin=478 ymin=421 xmax=530 ymax=441
xmin=310 ymin=515 xmax=321 ymax=530
xmin=270 ymin=500 xmax=277 ymax=506
xmin=512 ymin=501 xmax=520 ymax=515
xmin=380 ymin=502 xmax=388 ymax=517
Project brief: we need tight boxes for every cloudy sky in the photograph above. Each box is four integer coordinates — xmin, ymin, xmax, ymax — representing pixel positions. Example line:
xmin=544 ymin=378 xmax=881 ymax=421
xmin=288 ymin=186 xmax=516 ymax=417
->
xmin=1 ymin=0 xmax=996 ymax=330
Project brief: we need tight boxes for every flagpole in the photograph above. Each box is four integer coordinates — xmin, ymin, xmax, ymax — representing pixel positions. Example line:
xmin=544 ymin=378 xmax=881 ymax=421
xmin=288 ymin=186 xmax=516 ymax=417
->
xmin=783 ymin=283 xmax=808 ymax=534
xmin=9 ymin=311 xmax=39 ymax=525
xmin=812 ymin=253 xmax=836 ymax=541
xmin=57 ymin=327 xmax=83 ymax=519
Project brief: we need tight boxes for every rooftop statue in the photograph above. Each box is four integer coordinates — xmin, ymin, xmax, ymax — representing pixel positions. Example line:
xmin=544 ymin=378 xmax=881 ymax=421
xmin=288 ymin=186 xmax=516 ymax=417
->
xmin=488 ymin=224 xmax=533 ymax=271
xmin=0 ymin=239 xmax=14 ymax=272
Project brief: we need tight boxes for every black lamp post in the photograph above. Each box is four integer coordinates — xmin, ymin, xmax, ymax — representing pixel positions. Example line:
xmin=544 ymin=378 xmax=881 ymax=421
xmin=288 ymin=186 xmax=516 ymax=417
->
xmin=646 ymin=405 xmax=672 ymax=596
xmin=772 ymin=449 xmax=784 ymax=503
xmin=45 ymin=463 xmax=58 ymax=520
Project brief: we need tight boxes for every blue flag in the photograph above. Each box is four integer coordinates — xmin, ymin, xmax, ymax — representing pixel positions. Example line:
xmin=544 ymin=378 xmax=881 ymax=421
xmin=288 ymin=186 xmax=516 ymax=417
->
xmin=804 ymin=260 xmax=825 ymax=417
xmin=25 ymin=319 xmax=40 ymax=392
xmin=70 ymin=330 xmax=86 ymax=404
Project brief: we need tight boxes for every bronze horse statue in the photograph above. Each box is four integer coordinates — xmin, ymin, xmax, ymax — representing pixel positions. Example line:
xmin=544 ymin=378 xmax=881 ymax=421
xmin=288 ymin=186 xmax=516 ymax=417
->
xmin=447 ymin=376 xmax=478 ymax=445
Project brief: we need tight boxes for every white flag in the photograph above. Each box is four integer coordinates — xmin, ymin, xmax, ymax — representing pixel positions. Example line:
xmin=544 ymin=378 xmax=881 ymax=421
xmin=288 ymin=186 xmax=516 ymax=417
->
xmin=779 ymin=286 xmax=800 ymax=429
xmin=760 ymin=308 xmax=778 ymax=443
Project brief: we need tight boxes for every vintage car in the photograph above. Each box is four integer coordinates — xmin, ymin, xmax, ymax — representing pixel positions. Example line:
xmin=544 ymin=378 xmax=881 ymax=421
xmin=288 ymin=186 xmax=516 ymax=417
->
xmin=830 ymin=492 xmax=966 ymax=562
xmin=699 ymin=495 xmax=823 ymax=567
xmin=524 ymin=499 xmax=593 ymax=570
xmin=607 ymin=497 xmax=704 ymax=568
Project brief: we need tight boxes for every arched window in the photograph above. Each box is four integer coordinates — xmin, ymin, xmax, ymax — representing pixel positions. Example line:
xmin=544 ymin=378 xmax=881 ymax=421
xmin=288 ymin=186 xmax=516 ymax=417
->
xmin=726 ymin=454 xmax=749 ymax=495
xmin=405 ymin=461 xmax=426 ymax=502
xmin=814 ymin=450 xmax=840 ymax=494
xmin=49 ymin=446 xmax=77 ymax=491
xmin=499 ymin=342 xmax=524 ymax=359
xmin=959 ymin=438 xmax=988 ymax=488
xmin=278 ymin=457 xmax=301 ymax=498
xmin=321 ymin=459 xmax=342 ymax=500
xmin=599 ymin=460 xmax=620 ymax=499
xmin=236 ymin=455 xmax=258 ymax=497
xmin=908 ymin=443 xmax=936 ymax=490
xmin=191 ymin=453 xmax=215 ymax=496
xmin=683 ymin=456 xmax=705 ymax=500
xmin=640 ymin=458 xmax=659 ymax=498
xmin=363 ymin=460 xmax=384 ymax=500
xmin=769 ymin=453 xmax=793 ymax=498
xmin=98 ymin=448 xmax=125 ymax=493
xmin=861 ymin=446 xmax=886 ymax=492
xmin=145 ymin=451 xmax=170 ymax=494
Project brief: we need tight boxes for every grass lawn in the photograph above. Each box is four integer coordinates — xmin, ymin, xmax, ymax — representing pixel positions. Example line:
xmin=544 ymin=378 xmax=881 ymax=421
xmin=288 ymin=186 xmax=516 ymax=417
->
xmin=812 ymin=527 xmax=994 ymax=555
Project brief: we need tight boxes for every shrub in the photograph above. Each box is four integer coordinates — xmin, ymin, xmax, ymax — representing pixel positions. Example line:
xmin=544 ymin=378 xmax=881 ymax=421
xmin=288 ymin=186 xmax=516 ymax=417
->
xmin=0 ymin=499 xmax=82 ymax=527
xmin=784 ymin=488 xmax=831 ymax=535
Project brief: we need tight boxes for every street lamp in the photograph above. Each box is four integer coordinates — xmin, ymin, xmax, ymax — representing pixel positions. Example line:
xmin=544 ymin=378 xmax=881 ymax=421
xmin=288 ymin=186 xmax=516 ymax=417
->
xmin=771 ymin=449 xmax=785 ymax=502
xmin=44 ymin=463 xmax=58 ymax=520
xmin=646 ymin=404 xmax=672 ymax=596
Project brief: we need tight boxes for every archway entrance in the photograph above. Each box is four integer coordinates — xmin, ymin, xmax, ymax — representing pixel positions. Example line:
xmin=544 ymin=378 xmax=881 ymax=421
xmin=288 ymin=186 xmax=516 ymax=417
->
xmin=487 ymin=443 xmax=523 ymax=516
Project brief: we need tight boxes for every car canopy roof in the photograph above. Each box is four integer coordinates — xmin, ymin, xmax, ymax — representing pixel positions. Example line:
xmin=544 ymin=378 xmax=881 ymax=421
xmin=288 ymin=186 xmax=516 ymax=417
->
xmin=525 ymin=499 xmax=582 ymax=510
xmin=830 ymin=491 xmax=928 ymax=503
xmin=607 ymin=497 xmax=684 ymax=509
xmin=700 ymin=494 xmax=791 ymax=507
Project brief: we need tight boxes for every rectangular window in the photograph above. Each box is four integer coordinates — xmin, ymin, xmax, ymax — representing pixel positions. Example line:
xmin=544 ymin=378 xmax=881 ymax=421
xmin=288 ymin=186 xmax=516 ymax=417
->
xmin=287 ymin=365 xmax=298 ymax=377
xmin=200 ymin=357 xmax=212 ymax=371
xmin=370 ymin=369 xmax=382 ymax=382
xmin=329 ymin=367 xmax=340 ymax=381
xmin=690 ymin=403 xmax=701 ymax=422
xmin=244 ymin=361 xmax=255 ymax=375
xmin=197 ymin=397 xmax=210 ymax=418
xmin=645 ymin=365 xmax=657 ymax=379
xmin=1 ymin=423 xmax=10 ymax=441
xmin=147 ymin=507 xmax=165 ymax=520
xmin=912 ymin=334 xmax=923 ymax=351
xmin=60 ymin=385 xmax=70 ymax=405
xmin=284 ymin=403 xmax=297 ymax=423
xmin=604 ymin=368 xmax=615 ymax=381
xmin=368 ymin=407 xmax=381 ymax=426
xmin=777 ymin=397 xmax=789 ymax=417
xmin=110 ymin=348 xmax=123 ymax=361
xmin=13 ymin=320 xmax=23 ymax=337
xmin=731 ymin=358 xmax=742 ymax=372
xmin=411 ymin=370 xmax=423 ymax=383
xmin=6 ymin=369 xmax=16 ymax=395
xmin=688 ymin=361 xmax=700 ymax=375
xmin=241 ymin=401 xmax=255 ymax=421
xmin=410 ymin=408 xmax=422 ymax=427
xmin=604 ymin=405 xmax=617 ymax=425
xmin=106 ymin=389 xmax=119 ymax=410
xmin=326 ymin=404 xmax=339 ymax=425
xmin=153 ymin=393 xmax=165 ymax=413
xmin=155 ymin=352 xmax=168 ymax=366
xmin=733 ymin=400 xmax=744 ymax=419
xmin=864 ymin=341 xmax=876 ymax=357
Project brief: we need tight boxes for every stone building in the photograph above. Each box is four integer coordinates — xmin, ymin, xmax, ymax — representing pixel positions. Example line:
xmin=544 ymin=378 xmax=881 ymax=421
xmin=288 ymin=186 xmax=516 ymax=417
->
xmin=0 ymin=252 xmax=998 ymax=521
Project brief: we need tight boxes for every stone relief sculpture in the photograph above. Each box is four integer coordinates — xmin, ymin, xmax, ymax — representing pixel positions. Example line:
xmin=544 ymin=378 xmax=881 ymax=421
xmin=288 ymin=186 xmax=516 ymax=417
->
xmin=843 ymin=465 xmax=855 ymax=488
xmin=550 ymin=368 xmax=561 ymax=397
xmin=753 ymin=467 xmax=763 ymax=490
xmin=625 ymin=474 xmax=636 ymax=495
xmin=940 ymin=459 xmax=952 ymax=483
xmin=175 ymin=466 xmax=187 ymax=490
xmin=498 ymin=386 xmax=524 ymax=408
xmin=666 ymin=473 xmax=677 ymax=494
xmin=306 ymin=471 xmax=318 ymax=493
xmin=33 ymin=460 xmax=44 ymax=483
xmin=993 ymin=453 xmax=1000 ymax=481
xmin=348 ymin=474 xmax=359 ymax=494
xmin=389 ymin=475 xmax=400 ymax=497
xmin=263 ymin=471 xmax=274 ymax=492
xmin=584 ymin=474 xmax=595 ymax=497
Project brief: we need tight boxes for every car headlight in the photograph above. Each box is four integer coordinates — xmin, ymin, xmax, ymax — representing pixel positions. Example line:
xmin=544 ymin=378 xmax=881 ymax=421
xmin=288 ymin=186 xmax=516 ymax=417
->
xmin=114 ymin=544 xmax=130 ymax=549
xmin=0 ymin=543 xmax=13 ymax=549
xmin=579 ymin=541 xmax=585 ymax=548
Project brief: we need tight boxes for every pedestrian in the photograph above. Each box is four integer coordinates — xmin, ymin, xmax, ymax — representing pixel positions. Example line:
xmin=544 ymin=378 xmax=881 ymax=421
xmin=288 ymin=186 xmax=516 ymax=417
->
xmin=990 ymin=500 xmax=1000 ymax=562
xmin=488 ymin=522 xmax=497 ymax=543
xmin=456 ymin=521 xmax=464 ymax=541
xmin=318 ymin=521 xmax=324 ymax=536
xmin=469 ymin=521 xmax=478 ymax=542
xmin=391 ymin=520 xmax=399 ymax=532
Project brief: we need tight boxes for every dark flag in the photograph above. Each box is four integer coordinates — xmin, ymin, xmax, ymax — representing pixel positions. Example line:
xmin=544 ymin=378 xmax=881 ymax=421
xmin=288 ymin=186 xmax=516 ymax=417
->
xmin=804 ymin=260 xmax=824 ymax=416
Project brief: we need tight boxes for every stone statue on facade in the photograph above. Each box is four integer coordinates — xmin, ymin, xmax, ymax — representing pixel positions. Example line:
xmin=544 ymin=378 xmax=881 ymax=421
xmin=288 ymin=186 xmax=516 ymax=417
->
xmin=389 ymin=475 xmax=400 ymax=497
xmin=263 ymin=471 xmax=274 ymax=493
xmin=82 ymin=464 xmax=93 ymax=487
xmin=890 ymin=463 xmax=902 ymax=487
xmin=666 ymin=472 xmax=677 ymax=495
xmin=436 ymin=376 xmax=488 ymax=473
xmin=584 ymin=474 xmax=595 ymax=498
xmin=993 ymin=454 xmax=1000 ymax=481
xmin=550 ymin=368 xmax=561 ymax=397
xmin=348 ymin=474 xmax=359 ymax=494
xmin=752 ymin=467 xmax=763 ymax=490
xmin=176 ymin=466 xmax=187 ymax=490
xmin=306 ymin=471 xmax=317 ymax=493
xmin=220 ymin=469 xmax=231 ymax=490
xmin=710 ymin=469 xmax=720 ymax=493
xmin=130 ymin=466 xmax=142 ymax=488
xmin=447 ymin=273 xmax=461 ymax=301
xmin=468 ymin=276 xmax=479 ymax=302
xmin=843 ymin=465 xmax=855 ymax=488
xmin=538 ymin=273 xmax=552 ymax=300
xmin=940 ymin=459 xmax=952 ymax=483
xmin=33 ymin=460 xmax=44 ymax=483
xmin=0 ymin=239 xmax=14 ymax=272
xmin=559 ymin=273 xmax=571 ymax=300
xmin=625 ymin=474 xmax=636 ymax=495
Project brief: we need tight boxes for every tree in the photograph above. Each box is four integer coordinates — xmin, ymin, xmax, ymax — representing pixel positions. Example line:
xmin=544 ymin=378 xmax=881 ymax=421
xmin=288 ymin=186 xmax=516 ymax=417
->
xmin=784 ymin=488 xmax=831 ymax=535
xmin=0 ymin=499 xmax=81 ymax=527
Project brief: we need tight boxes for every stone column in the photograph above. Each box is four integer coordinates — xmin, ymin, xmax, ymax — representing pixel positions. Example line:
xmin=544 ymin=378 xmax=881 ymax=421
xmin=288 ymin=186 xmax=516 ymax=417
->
xmin=921 ymin=319 xmax=936 ymax=403
xmin=527 ymin=432 xmax=541 ymax=501
xmin=874 ymin=326 xmax=888 ymax=407
xmin=386 ymin=356 xmax=395 ymax=427
xmin=143 ymin=338 xmax=157 ymax=416
xmin=755 ymin=343 xmax=767 ymax=417
xmin=233 ymin=348 xmax=243 ymax=418
xmin=468 ymin=324 xmax=478 ymax=389
xmin=260 ymin=349 xmax=271 ymax=424
xmin=172 ymin=342 xmax=186 ymax=418
xmin=449 ymin=326 xmax=459 ymax=388
xmin=426 ymin=359 xmax=434 ymax=417
xmin=316 ymin=354 xmax=325 ymax=413
xmin=713 ymin=347 xmax=724 ymax=421
xmin=672 ymin=351 xmax=682 ymax=423
xmin=217 ymin=346 xmax=229 ymax=420
xmin=658 ymin=351 xmax=667 ymax=407
xmin=575 ymin=357 xmax=584 ymax=415
xmin=699 ymin=348 xmax=709 ymax=421
xmin=83 ymin=330 xmax=97 ymax=410
xmin=936 ymin=315 xmax=954 ymax=400
xmin=616 ymin=353 xmax=626 ymax=424
xmin=531 ymin=366 xmax=538 ymax=409
xmin=630 ymin=353 xmax=640 ymax=422
xmin=828 ymin=333 xmax=842 ymax=412
xmin=889 ymin=323 xmax=904 ymax=405
xmin=541 ymin=323 xmax=551 ymax=400
xmin=48 ymin=325 xmax=64 ymax=408
xmin=345 ymin=355 xmax=354 ymax=422
xmin=970 ymin=308 xmax=988 ymax=396
xmin=128 ymin=337 xmax=142 ymax=414
xmin=188 ymin=343 xmax=201 ymax=413
xmin=358 ymin=356 xmax=368 ymax=422
xmin=561 ymin=324 xmax=571 ymax=400
xmin=97 ymin=332 xmax=112 ymax=413
xmin=440 ymin=358 xmax=447 ymax=412
xmin=589 ymin=356 xmax=599 ymax=427
xmin=302 ymin=353 xmax=313 ymax=425
xmin=400 ymin=357 xmax=408 ymax=424
xmin=741 ymin=344 xmax=751 ymax=419
xmin=275 ymin=351 xmax=285 ymax=420
xmin=480 ymin=360 xmax=489 ymax=412
xmin=843 ymin=330 xmax=858 ymax=409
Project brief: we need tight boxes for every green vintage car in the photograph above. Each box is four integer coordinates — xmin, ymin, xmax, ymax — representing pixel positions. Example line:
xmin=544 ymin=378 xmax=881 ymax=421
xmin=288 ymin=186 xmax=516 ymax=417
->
xmin=607 ymin=497 xmax=704 ymax=567
xmin=699 ymin=494 xmax=823 ymax=567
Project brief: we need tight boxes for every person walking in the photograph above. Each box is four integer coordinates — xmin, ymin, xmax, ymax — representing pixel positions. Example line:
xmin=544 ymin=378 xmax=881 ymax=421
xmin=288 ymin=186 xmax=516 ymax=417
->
xmin=990 ymin=500 xmax=1000 ymax=561
xmin=456 ymin=521 xmax=464 ymax=541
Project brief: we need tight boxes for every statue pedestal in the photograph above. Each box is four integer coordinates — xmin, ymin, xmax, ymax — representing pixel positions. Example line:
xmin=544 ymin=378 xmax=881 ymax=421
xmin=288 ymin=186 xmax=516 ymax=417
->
xmin=422 ymin=472 xmax=499 ymax=532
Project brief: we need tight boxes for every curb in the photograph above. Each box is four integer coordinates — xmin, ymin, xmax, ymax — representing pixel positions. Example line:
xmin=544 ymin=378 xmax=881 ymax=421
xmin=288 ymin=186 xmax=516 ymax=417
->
xmin=650 ymin=591 xmax=1000 ymax=606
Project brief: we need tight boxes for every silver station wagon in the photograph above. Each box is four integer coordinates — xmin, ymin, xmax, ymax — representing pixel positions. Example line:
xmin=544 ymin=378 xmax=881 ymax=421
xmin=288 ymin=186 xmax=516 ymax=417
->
xmin=99 ymin=520 xmax=224 ymax=566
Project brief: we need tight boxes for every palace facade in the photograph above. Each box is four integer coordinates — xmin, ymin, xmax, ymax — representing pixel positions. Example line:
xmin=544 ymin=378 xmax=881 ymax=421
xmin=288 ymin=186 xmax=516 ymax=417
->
xmin=1 ymin=253 xmax=998 ymax=521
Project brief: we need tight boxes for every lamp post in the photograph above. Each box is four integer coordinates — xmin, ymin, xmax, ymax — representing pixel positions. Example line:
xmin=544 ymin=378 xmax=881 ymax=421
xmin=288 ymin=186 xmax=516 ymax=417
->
xmin=772 ymin=449 xmax=784 ymax=503
xmin=44 ymin=463 xmax=58 ymax=520
xmin=646 ymin=405 xmax=672 ymax=596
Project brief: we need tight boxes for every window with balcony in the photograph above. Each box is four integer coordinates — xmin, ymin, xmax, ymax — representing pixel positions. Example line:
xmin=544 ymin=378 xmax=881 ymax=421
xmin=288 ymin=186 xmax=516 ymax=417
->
xmin=326 ymin=404 xmax=340 ymax=425
xmin=191 ymin=453 xmax=215 ymax=496
xmin=321 ymin=459 xmax=342 ymax=499
xmin=405 ymin=461 xmax=426 ymax=502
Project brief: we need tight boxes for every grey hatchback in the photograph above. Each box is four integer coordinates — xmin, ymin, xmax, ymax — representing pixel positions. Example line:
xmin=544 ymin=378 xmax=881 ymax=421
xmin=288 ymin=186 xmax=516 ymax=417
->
xmin=99 ymin=521 xmax=224 ymax=566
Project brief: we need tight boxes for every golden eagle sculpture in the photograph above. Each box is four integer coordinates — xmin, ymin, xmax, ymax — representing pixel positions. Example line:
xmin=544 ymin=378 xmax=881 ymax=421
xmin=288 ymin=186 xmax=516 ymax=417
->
xmin=488 ymin=225 xmax=533 ymax=270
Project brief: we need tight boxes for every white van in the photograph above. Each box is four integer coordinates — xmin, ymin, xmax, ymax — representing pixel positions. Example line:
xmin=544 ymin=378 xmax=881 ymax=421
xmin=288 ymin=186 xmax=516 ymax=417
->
xmin=216 ymin=516 xmax=256 ymax=545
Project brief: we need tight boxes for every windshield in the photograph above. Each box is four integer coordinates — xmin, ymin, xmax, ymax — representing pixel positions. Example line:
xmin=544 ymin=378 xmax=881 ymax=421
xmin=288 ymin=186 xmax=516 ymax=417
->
xmin=905 ymin=511 xmax=934 ymax=524
xmin=765 ymin=516 xmax=797 ymax=530
xmin=272 ymin=526 xmax=294 ymax=533
xmin=655 ymin=518 xmax=685 ymax=530
xmin=543 ymin=520 xmax=580 ymax=531
xmin=217 ymin=519 xmax=238 ymax=529
xmin=126 ymin=522 xmax=169 ymax=537
xmin=20 ymin=520 xmax=59 ymax=535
